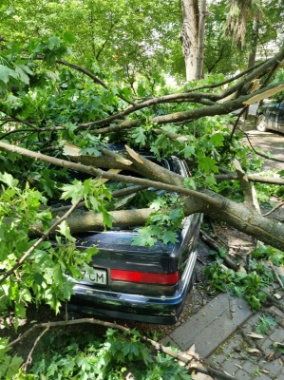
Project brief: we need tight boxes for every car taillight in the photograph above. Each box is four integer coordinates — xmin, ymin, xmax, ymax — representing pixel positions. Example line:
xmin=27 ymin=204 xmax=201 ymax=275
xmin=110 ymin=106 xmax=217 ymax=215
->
xmin=110 ymin=269 xmax=180 ymax=285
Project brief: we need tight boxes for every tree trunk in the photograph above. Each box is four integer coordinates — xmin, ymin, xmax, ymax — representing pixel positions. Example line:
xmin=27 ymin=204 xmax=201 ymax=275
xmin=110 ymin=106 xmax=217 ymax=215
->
xmin=55 ymin=189 xmax=284 ymax=251
xmin=248 ymin=11 xmax=260 ymax=69
xmin=195 ymin=0 xmax=206 ymax=79
xmin=179 ymin=0 xmax=199 ymax=81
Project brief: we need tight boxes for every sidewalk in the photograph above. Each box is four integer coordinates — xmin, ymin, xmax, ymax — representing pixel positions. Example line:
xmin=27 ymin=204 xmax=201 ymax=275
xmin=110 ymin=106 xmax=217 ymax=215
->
xmin=161 ymin=292 xmax=284 ymax=379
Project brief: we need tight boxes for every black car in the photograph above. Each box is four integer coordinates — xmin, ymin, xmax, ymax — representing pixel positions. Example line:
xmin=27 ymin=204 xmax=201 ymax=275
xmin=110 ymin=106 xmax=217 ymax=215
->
xmin=67 ymin=155 xmax=202 ymax=324
xmin=256 ymin=100 xmax=284 ymax=133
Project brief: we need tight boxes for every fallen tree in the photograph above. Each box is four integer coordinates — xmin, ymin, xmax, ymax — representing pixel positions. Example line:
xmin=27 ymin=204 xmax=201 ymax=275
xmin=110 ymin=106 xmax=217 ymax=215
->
xmin=1 ymin=44 xmax=284 ymax=252
xmin=0 ymin=138 xmax=284 ymax=249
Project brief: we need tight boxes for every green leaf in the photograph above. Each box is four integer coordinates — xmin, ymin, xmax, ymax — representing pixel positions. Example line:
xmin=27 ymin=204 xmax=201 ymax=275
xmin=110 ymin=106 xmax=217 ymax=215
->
xmin=122 ymin=343 xmax=130 ymax=356
xmin=80 ymin=146 xmax=101 ymax=156
xmin=184 ymin=177 xmax=196 ymax=190
xmin=53 ymin=266 xmax=65 ymax=285
xmin=15 ymin=64 xmax=33 ymax=84
xmin=218 ymin=247 xmax=227 ymax=258
xmin=197 ymin=154 xmax=219 ymax=173
xmin=183 ymin=145 xmax=195 ymax=158
xmin=169 ymin=208 xmax=184 ymax=225
xmin=270 ymin=252 xmax=284 ymax=266
xmin=150 ymin=198 xmax=167 ymax=210
xmin=46 ymin=362 xmax=58 ymax=377
xmin=61 ymin=181 xmax=83 ymax=204
xmin=0 ymin=354 xmax=23 ymax=378
xmin=47 ymin=36 xmax=61 ymax=50
xmin=62 ymin=31 xmax=76 ymax=43
xmin=102 ymin=210 xmax=114 ymax=228
xmin=163 ymin=230 xmax=177 ymax=244
xmin=57 ymin=221 xmax=75 ymax=242
xmin=132 ymin=228 xmax=156 ymax=246
xmin=132 ymin=127 xmax=146 ymax=147
xmin=210 ymin=132 xmax=224 ymax=147
xmin=0 ymin=65 xmax=17 ymax=84
xmin=76 ymin=356 xmax=91 ymax=371
xmin=0 ymin=172 xmax=19 ymax=188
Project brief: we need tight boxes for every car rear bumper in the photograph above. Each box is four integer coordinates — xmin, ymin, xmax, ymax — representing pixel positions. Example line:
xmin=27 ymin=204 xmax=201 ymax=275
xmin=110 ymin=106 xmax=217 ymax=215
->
xmin=68 ymin=249 xmax=198 ymax=325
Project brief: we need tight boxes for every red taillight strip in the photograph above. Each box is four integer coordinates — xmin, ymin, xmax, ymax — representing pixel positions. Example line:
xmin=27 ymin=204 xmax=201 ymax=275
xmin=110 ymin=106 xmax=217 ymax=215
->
xmin=110 ymin=269 xmax=180 ymax=285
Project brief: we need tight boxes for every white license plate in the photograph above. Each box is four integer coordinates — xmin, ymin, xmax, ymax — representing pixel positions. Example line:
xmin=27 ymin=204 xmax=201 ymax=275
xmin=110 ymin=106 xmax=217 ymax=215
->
xmin=82 ymin=268 xmax=107 ymax=285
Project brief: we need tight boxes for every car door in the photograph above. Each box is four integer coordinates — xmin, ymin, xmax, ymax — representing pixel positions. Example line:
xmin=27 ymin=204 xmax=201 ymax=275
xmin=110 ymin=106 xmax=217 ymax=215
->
xmin=275 ymin=101 xmax=284 ymax=133
xmin=264 ymin=102 xmax=279 ymax=130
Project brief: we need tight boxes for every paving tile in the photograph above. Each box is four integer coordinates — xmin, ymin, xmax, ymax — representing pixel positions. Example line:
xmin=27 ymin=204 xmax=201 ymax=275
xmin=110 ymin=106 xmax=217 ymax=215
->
xmin=222 ymin=358 xmax=241 ymax=376
xmin=262 ymin=337 xmax=274 ymax=350
xmin=161 ymin=291 xmax=282 ymax=380
xmin=247 ymin=312 xmax=263 ymax=326
xmin=167 ymin=293 xmax=253 ymax=357
xmin=159 ymin=335 xmax=177 ymax=348
xmin=254 ymin=373 xmax=273 ymax=380
xmin=209 ymin=353 xmax=227 ymax=365
xmin=262 ymin=360 xmax=284 ymax=377
xmin=242 ymin=360 xmax=262 ymax=376
xmin=269 ymin=328 xmax=284 ymax=342
xmin=235 ymin=369 xmax=255 ymax=380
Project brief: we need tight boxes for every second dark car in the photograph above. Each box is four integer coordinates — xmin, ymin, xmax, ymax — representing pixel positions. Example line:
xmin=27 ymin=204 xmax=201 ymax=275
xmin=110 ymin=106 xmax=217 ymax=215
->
xmin=67 ymin=155 xmax=202 ymax=324
xmin=256 ymin=100 xmax=284 ymax=133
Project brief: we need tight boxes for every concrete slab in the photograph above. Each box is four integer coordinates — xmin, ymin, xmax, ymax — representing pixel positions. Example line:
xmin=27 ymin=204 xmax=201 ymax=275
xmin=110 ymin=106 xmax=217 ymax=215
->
xmin=160 ymin=293 xmax=253 ymax=358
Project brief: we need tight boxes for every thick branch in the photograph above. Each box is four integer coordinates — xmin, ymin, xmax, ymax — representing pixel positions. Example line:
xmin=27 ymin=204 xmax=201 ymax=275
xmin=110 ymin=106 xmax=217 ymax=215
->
xmin=218 ymin=47 xmax=284 ymax=99
xmin=233 ymin=159 xmax=260 ymax=212
xmin=77 ymin=47 xmax=284 ymax=130
xmin=216 ymin=173 xmax=284 ymax=185
xmin=0 ymin=140 xmax=220 ymax=206
xmin=79 ymin=91 xmax=221 ymax=128
xmin=1 ymin=142 xmax=284 ymax=249
xmin=151 ymin=83 xmax=284 ymax=125
xmin=80 ymin=81 xmax=284 ymax=135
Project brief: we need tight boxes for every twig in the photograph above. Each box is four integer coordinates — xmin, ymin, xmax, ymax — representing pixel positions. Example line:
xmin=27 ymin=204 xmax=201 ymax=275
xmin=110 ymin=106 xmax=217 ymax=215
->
xmin=8 ymin=318 xmax=128 ymax=347
xmin=56 ymin=59 xmax=134 ymax=105
xmin=200 ymin=230 xmax=239 ymax=271
xmin=269 ymin=265 xmax=284 ymax=289
xmin=263 ymin=201 xmax=284 ymax=217
xmin=243 ymin=131 xmax=284 ymax=163
xmin=21 ymin=327 xmax=50 ymax=372
xmin=238 ymin=326 xmax=265 ymax=354
xmin=263 ymin=290 xmax=284 ymax=313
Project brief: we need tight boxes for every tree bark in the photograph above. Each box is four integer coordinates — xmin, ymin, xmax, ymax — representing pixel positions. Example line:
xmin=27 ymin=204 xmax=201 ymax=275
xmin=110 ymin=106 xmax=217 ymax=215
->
xmin=195 ymin=0 xmax=206 ymax=79
xmin=179 ymin=0 xmax=199 ymax=81
xmin=53 ymin=189 xmax=284 ymax=250
xmin=248 ymin=12 xmax=260 ymax=69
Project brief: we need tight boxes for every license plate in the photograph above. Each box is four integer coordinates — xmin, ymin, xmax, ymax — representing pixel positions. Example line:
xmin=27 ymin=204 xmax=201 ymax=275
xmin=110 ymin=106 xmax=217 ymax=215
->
xmin=82 ymin=268 xmax=107 ymax=285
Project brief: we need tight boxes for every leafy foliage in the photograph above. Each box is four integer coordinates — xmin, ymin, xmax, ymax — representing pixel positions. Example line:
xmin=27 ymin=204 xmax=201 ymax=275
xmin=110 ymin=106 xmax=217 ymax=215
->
xmin=251 ymin=242 xmax=284 ymax=266
xmin=0 ymin=173 xmax=98 ymax=324
xmin=255 ymin=314 xmax=277 ymax=335
xmin=204 ymin=236 xmax=284 ymax=310
xmin=132 ymin=194 xmax=185 ymax=246
xmin=13 ymin=329 xmax=192 ymax=380
xmin=205 ymin=262 xmax=270 ymax=310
